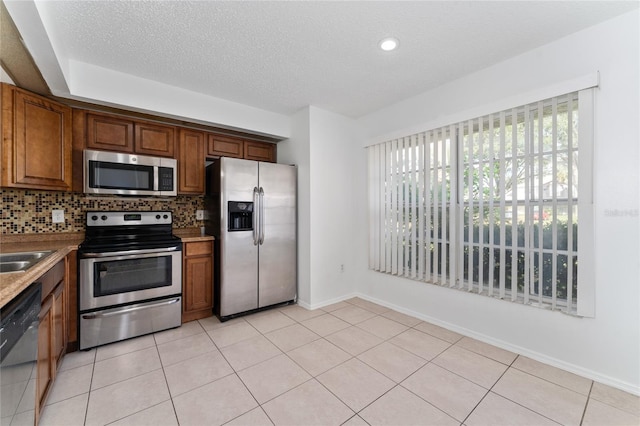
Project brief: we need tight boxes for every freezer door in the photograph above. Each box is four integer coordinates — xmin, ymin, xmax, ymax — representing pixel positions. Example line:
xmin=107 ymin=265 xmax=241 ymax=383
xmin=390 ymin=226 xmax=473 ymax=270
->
xmin=258 ymin=162 xmax=297 ymax=307
xmin=219 ymin=158 xmax=259 ymax=317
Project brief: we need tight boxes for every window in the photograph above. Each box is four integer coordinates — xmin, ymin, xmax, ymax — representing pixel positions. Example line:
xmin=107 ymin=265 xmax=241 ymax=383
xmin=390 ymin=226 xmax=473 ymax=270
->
xmin=368 ymin=90 xmax=594 ymax=316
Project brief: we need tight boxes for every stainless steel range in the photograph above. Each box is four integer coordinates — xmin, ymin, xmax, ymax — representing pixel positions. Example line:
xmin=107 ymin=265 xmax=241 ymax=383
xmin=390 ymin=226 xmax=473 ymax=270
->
xmin=78 ymin=211 xmax=182 ymax=350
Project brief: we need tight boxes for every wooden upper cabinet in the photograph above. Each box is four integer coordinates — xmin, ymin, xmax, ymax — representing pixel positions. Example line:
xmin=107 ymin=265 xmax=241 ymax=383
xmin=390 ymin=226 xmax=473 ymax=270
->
xmin=206 ymin=135 xmax=276 ymax=163
xmin=207 ymin=134 xmax=243 ymax=158
xmin=178 ymin=129 xmax=205 ymax=194
xmin=82 ymin=111 xmax=175 ymax=157
xmin=135 ymin=122 xmax=175 ymax=157
xmin=244 ymin=140 xmax=276 ymax=162
xmin=1 ymin=84 xmax=72 ymax=190
xmin=85 ymin=113 xmax=134 ymax=153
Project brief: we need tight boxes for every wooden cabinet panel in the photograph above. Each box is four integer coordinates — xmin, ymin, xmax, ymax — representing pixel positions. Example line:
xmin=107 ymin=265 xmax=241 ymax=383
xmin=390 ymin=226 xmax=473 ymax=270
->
xmin=37 ymin=296 xmax=53 ymax=414
xmin=178 ymin=129 xmax=205 ymax=194
xmin=35 ymin=259 xmax=68 ymax=420
xmin=66 ymin=251 xmax=78 ymax=351
xmin=185 ymin=241 xmax=213 ymax=257
xmin=184 ymin=257 xmax=213 ymax=311
xmin=52 ymin=282 xmax=66 ymax=367
xmin=182 ymin=241 xmax=214 ymax=323
xmin=1 ymin=84 xmax=72 ymax=190
xmin=135 ymin=122 xmax=175 ymax=157
xmin=244 ymin=141 xmax=276 ymax=163
xmin=85 ymin=113 xmax=134 ymax=153
xmin=207 ymin=135 xmax=243 ymax=158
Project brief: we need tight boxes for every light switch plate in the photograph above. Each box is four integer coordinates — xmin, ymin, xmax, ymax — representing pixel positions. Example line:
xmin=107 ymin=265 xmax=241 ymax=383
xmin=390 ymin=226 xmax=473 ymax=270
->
xmin=196 ymin=210 xmax=204 ymax=220
xmin=52 ymin=209 xmax=65 ymax=223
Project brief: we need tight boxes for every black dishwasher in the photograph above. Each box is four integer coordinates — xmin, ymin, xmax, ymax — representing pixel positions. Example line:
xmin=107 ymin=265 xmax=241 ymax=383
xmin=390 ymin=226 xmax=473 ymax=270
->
xmin=0 ymin=282 xmax=41 ymax=426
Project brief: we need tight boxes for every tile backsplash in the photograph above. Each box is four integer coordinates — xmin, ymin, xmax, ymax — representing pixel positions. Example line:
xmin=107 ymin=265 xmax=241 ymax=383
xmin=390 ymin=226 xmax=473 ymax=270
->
xmin=1 ymin=189 xmax=205 ymax=234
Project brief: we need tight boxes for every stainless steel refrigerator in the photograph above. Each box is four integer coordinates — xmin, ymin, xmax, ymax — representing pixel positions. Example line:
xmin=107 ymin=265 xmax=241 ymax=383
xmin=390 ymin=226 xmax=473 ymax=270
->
xmin=205 ymin=157 xmax=297 ymax=320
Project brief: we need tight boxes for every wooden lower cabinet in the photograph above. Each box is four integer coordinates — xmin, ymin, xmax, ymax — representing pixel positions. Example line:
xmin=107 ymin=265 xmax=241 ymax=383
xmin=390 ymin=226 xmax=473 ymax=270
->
xmin=35 ymin=258 xmax=68 ymax=423
xmin=36 ymin=296 xmax=53 ymax=420
xmin=52 ymin=282 xmax=66 ymax=366
xmin=182 ymin=241 xmax=214 ymax=323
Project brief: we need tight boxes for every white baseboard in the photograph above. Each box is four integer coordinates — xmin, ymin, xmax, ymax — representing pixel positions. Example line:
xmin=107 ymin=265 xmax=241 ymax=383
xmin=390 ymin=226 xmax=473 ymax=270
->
xmin=301 ymin=292 xmax=639 ymax=396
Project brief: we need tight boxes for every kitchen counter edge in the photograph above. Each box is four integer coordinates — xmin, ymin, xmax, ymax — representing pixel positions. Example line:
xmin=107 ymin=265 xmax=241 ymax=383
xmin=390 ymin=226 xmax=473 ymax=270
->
xmin=0 ymin=231 xmax=213 ymax=308
xmin=173 ymin=229 xmax=215 ymax=242
xmin=0 ymin=239 xmax=82 ymax=309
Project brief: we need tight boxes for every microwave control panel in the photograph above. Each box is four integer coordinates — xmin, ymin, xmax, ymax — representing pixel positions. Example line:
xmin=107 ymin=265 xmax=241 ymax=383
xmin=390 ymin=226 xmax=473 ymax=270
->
xmin=158 ymin=167 xmax=174 ymax=191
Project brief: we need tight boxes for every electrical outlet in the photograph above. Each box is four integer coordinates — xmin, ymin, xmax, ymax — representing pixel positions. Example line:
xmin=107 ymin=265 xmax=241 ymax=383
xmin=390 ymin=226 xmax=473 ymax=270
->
xmin=52 ymin=209 xmax=65 ymax=223
xmin=340 ymin=264 xmax=345 ymax=273
xmin=196 ymin=210 xmax=204 ymax=220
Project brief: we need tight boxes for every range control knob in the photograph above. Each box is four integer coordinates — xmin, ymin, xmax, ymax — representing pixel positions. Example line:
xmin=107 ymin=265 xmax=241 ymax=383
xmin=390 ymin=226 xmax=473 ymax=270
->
xmin=156 ymin=214 xmax=161 ymax=220
xmin=101 ymin=215 xmax=108 ymax=221
xmin=163 ymin=214 xmax=168 ymax=219
xmin=91 ymin=215 xmax=98 ymax=221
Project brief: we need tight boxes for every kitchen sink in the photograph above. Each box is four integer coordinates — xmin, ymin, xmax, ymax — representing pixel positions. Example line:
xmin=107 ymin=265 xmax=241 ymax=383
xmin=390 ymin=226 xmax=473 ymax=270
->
xmin=0 ymin=251 xmax=54 ymax=273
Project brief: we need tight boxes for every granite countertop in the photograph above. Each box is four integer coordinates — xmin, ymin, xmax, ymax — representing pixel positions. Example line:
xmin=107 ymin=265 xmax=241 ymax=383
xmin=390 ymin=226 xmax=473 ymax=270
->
xmin=173 ymin=228 xmax=215 ymax=242
xmin=0 ymin=229 xmax=213 ymax=308
xmin=0 ymin=234 xmax=84 ymax=309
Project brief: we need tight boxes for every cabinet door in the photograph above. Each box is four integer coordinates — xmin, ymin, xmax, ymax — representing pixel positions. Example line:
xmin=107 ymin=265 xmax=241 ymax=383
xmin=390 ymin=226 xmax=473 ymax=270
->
xmin=37 ymin=297 xmax=53 ymax=413
xmin=178 ymin=129 xmax=205 ymax=194
xmin=52 ymin=281 xmax=66 ymax=368
xmin=2 ymin=84 xmax=72 ymax=190
xmin=207 ymin=134 xmax=243 ymax=158
xmin=244 ymin=141 xmax=276 ymax=163
xmin=86 ymin=113 xmax=134 ymax=153
xmin=134 ymin=122 xmax=175 ymax=157
xmin=182 ymin=242 xmax=213 ymax=323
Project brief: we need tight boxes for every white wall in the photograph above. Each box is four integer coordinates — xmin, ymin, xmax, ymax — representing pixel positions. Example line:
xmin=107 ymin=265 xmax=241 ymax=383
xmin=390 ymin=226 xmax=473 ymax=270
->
xmin=308 ymin=107 xmax=361 ymax=305
xmin=278 ymin=108 xmax=312 ymax=306
xmin=354 ymin=10 xmax=640 ymax=394
xmin=279 ymin=106 xmax=362 ymax=308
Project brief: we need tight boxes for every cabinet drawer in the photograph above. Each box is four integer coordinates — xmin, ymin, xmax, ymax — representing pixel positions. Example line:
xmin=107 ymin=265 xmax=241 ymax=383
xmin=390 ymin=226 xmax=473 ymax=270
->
xmin=40 ymin=260 xmax=65 ymax=301
xmin=185 ymin=241 xmax=212 ymax=257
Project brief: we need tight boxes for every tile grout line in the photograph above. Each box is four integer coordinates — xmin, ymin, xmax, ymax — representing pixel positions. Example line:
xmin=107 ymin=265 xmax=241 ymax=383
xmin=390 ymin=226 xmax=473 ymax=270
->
xmin=82 ymin=348 xmax=97 ymax=426
xmin=154 ymin=330 xmax=183 ymax=426
xmin=459 ymin=353 xmax=520 ymax=426
xmin=579 ymin=380 xmax=596 ymax=425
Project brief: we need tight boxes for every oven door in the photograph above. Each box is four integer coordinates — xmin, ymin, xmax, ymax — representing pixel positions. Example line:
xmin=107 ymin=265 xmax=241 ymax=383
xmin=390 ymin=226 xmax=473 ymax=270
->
xmin=79 ymin=248 xmax=182 ymax=311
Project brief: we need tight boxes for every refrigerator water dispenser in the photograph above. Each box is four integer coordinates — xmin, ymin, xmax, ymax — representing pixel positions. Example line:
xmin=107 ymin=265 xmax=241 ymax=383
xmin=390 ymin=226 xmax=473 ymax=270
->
xmin=228 ymin=201 xmax=253 ymax=231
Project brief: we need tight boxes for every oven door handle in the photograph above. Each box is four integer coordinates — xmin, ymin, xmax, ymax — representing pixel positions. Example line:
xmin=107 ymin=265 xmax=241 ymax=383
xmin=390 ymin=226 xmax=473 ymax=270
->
xmin=81 ymin=246 xmax=180 ymax=258
xmin=81 ymin=297 xmax=181 ymax=319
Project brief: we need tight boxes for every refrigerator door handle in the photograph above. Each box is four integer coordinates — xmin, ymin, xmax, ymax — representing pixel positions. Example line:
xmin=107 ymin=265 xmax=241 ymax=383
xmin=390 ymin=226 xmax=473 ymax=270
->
xmin=253 ymin=186 xmax=259 ymax=245
xmin=259 ymin=187 xmax=265 ymax=245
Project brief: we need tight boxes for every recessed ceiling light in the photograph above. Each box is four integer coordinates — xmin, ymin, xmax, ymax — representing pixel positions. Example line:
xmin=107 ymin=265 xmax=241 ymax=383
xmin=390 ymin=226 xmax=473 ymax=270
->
xmin=379 ymin=37 xmax=399 ymax=51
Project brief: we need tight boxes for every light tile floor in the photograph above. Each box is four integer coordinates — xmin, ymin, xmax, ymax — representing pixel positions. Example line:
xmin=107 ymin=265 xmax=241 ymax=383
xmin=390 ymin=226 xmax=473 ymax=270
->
xmin=40 ymin=298 xmax=640 ymax=426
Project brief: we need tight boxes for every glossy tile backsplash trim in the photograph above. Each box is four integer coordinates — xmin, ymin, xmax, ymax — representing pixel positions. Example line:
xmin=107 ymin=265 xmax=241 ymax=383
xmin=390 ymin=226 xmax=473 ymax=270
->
xmin=1 ymin=189 xmax=205 ymax=234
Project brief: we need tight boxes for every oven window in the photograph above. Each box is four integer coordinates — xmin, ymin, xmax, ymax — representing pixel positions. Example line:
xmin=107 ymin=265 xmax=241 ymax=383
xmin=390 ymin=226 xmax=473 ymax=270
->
xmin=94 ymin=256 xmax=172 ymax=296
xmin=90 ymin=161 xmax=153 ymax=190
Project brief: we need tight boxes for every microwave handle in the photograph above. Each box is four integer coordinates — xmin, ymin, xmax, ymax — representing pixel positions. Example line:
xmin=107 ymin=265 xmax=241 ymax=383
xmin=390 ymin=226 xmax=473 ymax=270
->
xmin=153 ymin=166 xmax=159 ymax=191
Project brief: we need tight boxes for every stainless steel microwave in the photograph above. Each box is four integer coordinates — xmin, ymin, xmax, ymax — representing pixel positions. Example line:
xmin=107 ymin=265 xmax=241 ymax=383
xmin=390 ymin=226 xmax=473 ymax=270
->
xmin=84 ymin=149 xmax=177 ymax=196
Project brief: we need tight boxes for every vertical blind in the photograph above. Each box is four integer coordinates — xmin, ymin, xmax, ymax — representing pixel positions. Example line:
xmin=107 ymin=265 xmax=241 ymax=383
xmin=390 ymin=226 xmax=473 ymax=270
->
xmin=368 ymin=90 xmax=594 ymax=316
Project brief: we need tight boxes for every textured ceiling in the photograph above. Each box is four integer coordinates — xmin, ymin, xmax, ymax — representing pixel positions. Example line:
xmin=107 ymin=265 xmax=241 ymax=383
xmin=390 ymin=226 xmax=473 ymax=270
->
xmin=20 ymin=1 xmax=640 ymax=118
